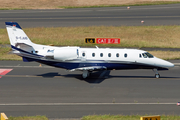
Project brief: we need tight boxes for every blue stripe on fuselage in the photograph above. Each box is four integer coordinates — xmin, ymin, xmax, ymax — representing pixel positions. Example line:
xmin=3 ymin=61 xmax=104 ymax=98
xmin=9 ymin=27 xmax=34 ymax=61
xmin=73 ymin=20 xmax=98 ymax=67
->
xmin=34 ymin=58 xmax=168 ymax=70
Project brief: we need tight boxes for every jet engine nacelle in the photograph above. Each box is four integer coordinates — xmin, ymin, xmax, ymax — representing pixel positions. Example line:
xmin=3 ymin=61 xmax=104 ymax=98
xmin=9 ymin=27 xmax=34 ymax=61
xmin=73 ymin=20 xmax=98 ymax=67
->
xmin=54 ymin=47 xmax=78 ymax=61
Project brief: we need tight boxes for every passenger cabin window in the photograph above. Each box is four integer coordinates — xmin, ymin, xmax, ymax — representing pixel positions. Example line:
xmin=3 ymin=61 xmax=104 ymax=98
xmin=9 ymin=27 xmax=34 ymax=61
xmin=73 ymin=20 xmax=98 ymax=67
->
xmin=108 ymin=53 xmax=111 ymax=57
xmin=142 ymin=52 xmax=154 ymax=58
xmin=100 ymin=53 xmax=103 ymax=57
xmin=139 ymin=54 xmax=142 ymax=58
xmin=124 ymin=53 xmax=127 ymax=58
xmin=92 ymin=53 xmax=95 ymax=57
xmin=82 ymin=53 xmax=85 ymax=57
xmin=116 ymin=53 xmax=119 ymax=57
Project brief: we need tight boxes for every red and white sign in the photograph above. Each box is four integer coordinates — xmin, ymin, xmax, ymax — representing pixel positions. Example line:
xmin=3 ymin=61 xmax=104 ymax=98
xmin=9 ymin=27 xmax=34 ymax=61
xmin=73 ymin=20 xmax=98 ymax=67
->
xmin=177 ymin=102 xmax=180 ymax=106
xmin=96 ymin=38 xmax=120 ymax=44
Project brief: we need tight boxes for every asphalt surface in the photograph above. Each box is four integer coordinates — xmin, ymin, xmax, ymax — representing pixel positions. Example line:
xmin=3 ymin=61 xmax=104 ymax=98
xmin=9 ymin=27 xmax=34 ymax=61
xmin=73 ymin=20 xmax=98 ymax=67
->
xmin=1 ymin=4 xmax=180 ymax=119
xmin=0 ymin=4 xmax=180 ymax=28
xmin=0 ymin=61 xmax=180 ymax=119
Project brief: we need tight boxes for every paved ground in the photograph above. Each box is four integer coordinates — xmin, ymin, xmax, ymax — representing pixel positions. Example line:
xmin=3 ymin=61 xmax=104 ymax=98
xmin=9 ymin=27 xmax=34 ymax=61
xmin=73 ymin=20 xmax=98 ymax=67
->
xmin=1 ymin=4 xmax=180 ymax=28
xmin=0 ymin=61 xmax=180 ymax=119
xmin=1 ymin=4 xmax=180 ymax=119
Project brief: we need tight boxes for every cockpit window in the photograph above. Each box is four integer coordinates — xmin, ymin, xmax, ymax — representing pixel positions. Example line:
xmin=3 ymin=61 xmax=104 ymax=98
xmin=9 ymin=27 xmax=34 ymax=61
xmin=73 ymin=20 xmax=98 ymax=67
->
xmin=142 ymin=53 xmax=147 ymax=58
xmin=142 ymin=52 xmax=154 ymax=58
xmin=146 ymin=52 xmax=154 ymax=58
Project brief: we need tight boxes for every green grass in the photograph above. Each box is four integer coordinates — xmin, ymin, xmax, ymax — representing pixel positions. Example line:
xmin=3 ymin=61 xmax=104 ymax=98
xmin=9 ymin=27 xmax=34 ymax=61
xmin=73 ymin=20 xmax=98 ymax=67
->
xmin=0 ymin=8 xmax=26 ymax=10
xmin=81 ymin=115 xmax=180 ymax=120
xmin=0 ymin=115 xmax=48 ymax=120
xmin=0 ymin=47 xmax=22 ymax=60
xmin=1 ymin=25 xmax=180 ymax=48
xmin=1 ymin=25 xmax=180 ymax=60
xmin=59 ymin=1 xmax=180 ymax=9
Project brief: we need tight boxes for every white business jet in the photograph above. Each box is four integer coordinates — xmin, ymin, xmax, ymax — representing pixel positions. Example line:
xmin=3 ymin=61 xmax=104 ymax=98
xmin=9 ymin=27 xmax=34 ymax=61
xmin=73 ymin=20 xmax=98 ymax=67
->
xmin=5 ymin=22 xmax=174 ymax=79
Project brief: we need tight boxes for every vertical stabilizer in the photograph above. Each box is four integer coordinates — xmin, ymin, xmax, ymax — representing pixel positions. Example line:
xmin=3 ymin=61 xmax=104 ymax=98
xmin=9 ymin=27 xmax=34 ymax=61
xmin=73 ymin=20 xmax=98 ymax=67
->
xmin=5 ymin=22 xmax=33 ymax=47
xmin=5 ymin=22 xmax=38 ymax=62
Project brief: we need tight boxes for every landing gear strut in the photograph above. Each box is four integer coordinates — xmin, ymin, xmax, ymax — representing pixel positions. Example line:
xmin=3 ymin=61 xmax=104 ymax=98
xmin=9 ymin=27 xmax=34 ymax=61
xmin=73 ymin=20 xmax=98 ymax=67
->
xmin=82 ymin=70 xmax=90 ymax=79
xmin=153 ymin=69 xmax=160 ymax=78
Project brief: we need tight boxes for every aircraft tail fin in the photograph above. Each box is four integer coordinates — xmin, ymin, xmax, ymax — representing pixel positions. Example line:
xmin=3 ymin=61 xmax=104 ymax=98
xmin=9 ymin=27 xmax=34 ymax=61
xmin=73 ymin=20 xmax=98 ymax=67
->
xmin=5 ymin=22 xmax=34 ymax=48
xmin=5 ymin=22 xmax=38 ymax=62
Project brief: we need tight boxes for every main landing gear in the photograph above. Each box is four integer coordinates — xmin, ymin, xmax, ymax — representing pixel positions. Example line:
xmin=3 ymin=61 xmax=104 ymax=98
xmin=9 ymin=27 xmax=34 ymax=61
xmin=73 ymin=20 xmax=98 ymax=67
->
xmin=153 ymin=69 xmax=160 ymax=78
xmin=82 ymin=70 xmax=91 ymax=79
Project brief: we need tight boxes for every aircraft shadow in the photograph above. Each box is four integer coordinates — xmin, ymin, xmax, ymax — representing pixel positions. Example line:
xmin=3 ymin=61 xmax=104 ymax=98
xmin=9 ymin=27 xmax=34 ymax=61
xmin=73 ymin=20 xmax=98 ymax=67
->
xmin=36 ymin=72 xmax=180 ymax=83
xmin=37 ymin=72 xmax=61 ymax=78
xmin=107 ymin=75 xmax=180 ymax=79
xmin=69 ymin=70 xmax=111 ymax=84
xmin=36 ymin=72 xmax=107 ymax=83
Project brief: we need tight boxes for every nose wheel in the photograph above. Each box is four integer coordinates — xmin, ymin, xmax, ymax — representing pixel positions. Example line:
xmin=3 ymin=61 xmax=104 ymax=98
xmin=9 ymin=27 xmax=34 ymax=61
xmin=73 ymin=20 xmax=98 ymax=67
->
xmin=155 ymin=74 xmax=160 ymax=78
xmin=153 ymin=69 xmax=160 ymax=78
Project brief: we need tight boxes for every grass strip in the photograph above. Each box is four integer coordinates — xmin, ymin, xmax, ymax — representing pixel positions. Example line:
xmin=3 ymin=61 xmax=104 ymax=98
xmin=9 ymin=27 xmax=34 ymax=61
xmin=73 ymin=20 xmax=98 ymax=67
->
xmin=59 ymin=1 xmax=180 ymax=9
xmin=81 ymin=115 xmax=180 ymax=120
xmin=0 ymin=115 xmax=48 ymax=120
xmin=148 ymin=51 xmax=180 ymax=60
xmin=0 ymin=8 xmax=26 ymax=10
xmin=1 ymin=26 xmax=180 ymax=48
xmin=0 ymin=47 xmax=22 ymax=60
xmin=1 ymin=25 xmax=180 ymax=60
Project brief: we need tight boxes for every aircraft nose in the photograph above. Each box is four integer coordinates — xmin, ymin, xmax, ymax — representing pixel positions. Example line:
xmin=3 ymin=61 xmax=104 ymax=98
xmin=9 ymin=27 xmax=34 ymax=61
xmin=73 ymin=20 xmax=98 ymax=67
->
xmin=161 ymin=60 xmax=174 ymax=68
xmin=154 ymin=58 xmax=174 ymax=68
xmin=166 ymin=61 xmax=174 ymax=68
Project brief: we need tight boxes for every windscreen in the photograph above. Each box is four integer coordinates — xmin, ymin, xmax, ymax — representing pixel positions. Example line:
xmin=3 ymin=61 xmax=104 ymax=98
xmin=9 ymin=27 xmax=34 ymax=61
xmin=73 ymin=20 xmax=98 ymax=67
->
xmin=142 ymin=52 xmax=154 ymax=58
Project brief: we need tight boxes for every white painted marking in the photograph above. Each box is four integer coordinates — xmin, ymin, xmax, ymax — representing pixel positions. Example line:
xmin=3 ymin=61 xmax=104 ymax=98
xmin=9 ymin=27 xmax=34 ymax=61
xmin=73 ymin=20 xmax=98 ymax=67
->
xmin=97 ymin=6 xmax=180 ymax=11
xmin=0 ymin=103 xmax=176 ymax=106
xmin=1 ymin=16 xmax=180 ymax=21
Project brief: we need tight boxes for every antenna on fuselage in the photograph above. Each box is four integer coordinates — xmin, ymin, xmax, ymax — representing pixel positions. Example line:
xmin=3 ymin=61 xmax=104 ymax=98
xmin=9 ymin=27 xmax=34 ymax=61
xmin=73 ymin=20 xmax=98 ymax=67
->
xmin=95 ymin=46 xmax=99 ymax=49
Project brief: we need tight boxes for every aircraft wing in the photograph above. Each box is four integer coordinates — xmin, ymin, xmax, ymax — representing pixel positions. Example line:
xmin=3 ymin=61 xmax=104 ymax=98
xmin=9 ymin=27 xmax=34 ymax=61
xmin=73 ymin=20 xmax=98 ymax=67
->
xmin=69 ymin=66 xmax=107 ymax=71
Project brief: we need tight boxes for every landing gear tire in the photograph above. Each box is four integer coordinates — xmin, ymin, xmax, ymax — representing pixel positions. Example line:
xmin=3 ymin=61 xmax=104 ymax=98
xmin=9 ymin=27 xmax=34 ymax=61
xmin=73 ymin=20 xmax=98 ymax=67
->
xmin=155 ymin=74 xmax=160 ymax=78
xmin=153 ymin=69 xmax=160 ymax=79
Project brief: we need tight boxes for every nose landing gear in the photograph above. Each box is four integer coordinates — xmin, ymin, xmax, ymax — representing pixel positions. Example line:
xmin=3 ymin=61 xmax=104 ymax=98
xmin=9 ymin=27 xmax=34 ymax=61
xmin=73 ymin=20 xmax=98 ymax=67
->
xmin=155 ymin=73 xmax=160 ymax=78
xmin=153 ymin=69 xmax=160 ymax=78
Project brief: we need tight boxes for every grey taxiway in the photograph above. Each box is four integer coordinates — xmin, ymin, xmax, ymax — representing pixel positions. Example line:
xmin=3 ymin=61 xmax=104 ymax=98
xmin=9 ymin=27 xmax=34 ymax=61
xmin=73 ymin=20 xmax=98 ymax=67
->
xmin=0 ymin=4 xmax=180 ymax=119
xmin=0 ymin=4 xmax=180 ymax=28
xmin=0 ymin=61 xmax=180 ymax=118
